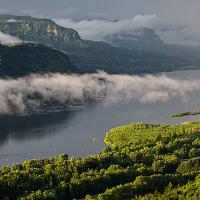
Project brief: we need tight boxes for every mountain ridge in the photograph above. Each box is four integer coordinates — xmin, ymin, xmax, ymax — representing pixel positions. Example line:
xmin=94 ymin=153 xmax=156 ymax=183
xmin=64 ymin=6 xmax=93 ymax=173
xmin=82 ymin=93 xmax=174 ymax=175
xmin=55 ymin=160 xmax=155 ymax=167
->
xmin=0 ymin=15 xmax=189 ymax=74
xmin=0 ymin=15 xmax=87 ymax=48
xmin=105 ymin=27 xmax=200 ymax=65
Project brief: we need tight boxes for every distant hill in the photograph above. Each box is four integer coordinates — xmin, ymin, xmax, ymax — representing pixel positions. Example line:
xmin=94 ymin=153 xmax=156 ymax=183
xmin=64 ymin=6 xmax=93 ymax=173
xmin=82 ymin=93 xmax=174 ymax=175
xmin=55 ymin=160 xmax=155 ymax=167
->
xmin=105 ymin=27 xmax=200 ymax=66
xmin=70 ymin=40 xmax=187 ymax=74
xmin=0 ymin=15 xmax=188 ymax=74
xmin=0 ymin=43 xmax=78 ymax=77
xmin=105 ymin=28 xmax=164 ymax=50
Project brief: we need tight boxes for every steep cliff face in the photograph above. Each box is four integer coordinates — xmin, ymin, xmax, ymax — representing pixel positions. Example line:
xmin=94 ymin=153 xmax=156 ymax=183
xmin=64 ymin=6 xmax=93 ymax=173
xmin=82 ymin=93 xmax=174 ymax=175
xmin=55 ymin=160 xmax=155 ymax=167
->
xmin=0 ymin=15 xmax=87 ymax=48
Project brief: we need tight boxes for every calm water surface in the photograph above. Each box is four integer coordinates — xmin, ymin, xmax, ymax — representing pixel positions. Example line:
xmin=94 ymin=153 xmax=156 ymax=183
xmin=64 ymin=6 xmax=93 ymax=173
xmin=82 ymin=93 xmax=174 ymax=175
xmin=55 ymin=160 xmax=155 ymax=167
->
xmin=1 ymin=70 xmax=200 ymax=166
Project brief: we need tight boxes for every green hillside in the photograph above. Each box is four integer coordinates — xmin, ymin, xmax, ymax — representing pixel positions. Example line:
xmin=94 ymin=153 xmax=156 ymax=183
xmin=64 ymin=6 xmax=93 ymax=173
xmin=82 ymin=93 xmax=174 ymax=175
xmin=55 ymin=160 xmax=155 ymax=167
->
xmin=1 ymin=121 xmax=200 ymax=199
xmin=0 ymin=43 xmax=77 ymax=77
xmin=168 ymin=110 xmax=200 ymax=118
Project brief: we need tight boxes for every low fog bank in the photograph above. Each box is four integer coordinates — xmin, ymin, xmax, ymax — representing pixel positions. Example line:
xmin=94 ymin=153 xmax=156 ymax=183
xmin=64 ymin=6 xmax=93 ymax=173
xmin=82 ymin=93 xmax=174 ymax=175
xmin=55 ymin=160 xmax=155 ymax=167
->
xmin=0 ymin=71 xmax=199 ymax=115
xmin=55 ymin=15 xmax=157 ymax=42
xmin=55 ymin=15 xmax=200 ymax=46
xmin=0 ymin=31 xmax=22 ymax=44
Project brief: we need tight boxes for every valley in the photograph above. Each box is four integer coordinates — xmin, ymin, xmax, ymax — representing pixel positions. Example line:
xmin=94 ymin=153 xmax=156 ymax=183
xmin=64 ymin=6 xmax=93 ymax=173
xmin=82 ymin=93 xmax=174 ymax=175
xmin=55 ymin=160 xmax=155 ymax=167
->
xmin=0 ymin=7 xmax=200 ymax=199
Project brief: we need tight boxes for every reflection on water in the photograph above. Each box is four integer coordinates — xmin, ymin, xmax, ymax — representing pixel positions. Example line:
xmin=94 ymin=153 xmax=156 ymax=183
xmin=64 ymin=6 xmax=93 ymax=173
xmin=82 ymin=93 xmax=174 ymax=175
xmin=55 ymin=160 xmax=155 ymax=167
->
xmin=0 ymin=110 xmax=76 ymax=145
xmin=0 ymin=70 xmax=200 ymax=166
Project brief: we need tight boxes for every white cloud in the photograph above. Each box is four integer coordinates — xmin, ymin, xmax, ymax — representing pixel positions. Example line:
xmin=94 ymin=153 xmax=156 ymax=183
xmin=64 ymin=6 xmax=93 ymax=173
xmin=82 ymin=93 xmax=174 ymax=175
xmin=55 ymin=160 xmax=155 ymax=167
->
xmin=157 ymin=25 xmax=200 ymax=46
xmin=54 ymin=14 xmax=157 ymax=41
xmin=0 ymin=31 xmax=22 ymax=44
xmin=6 ymin=19 xmax=22 ymax=23
xmin=55 ymin=15 xmax=200 ymax=46
xmin=0 ymin=71 xmax=200 ymax=115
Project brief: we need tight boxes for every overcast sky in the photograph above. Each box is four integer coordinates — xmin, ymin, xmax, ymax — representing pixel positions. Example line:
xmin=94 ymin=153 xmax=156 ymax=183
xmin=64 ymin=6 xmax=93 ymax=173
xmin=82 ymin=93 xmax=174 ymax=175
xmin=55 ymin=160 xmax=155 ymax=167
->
xmin=0 ymin=0 xmax=200 ymax=46
xmin=0 ymin=0 xmax=199 ymax=22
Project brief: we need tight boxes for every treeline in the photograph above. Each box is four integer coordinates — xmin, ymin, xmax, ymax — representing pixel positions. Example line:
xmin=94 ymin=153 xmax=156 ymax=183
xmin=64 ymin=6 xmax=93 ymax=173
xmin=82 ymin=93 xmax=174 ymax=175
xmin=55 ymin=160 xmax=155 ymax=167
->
xmin=1 ymin=121 xmax=200 ymax=199
xmin=0 ymin=43 xmax=77 ymax=77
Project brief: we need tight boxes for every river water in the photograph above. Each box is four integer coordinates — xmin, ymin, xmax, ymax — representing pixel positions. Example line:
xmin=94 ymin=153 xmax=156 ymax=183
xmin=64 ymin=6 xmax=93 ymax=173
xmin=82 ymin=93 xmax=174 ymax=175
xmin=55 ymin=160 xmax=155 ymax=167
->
xmin=0 ymin=70 xmax=200 ymax=166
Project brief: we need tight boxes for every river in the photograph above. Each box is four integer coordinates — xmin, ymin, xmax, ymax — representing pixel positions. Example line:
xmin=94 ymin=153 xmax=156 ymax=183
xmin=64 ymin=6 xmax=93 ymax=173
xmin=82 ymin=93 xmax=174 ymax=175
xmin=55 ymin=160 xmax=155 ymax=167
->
xmin=0 ymin=70 xmax=200 ymax=166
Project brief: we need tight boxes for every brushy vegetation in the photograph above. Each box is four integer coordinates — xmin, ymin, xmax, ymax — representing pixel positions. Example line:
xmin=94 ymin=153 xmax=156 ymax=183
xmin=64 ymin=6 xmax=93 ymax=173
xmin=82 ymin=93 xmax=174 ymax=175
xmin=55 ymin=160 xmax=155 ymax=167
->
xmin=1 ymin=121 xmax=200 ymax=199
xmin=168 ymin=110 xmax=200 ymax=118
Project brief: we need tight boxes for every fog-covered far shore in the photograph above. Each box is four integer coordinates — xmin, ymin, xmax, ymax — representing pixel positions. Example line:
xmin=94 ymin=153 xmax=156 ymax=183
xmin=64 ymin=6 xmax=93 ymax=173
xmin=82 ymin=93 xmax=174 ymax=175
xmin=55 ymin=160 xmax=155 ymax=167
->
xmin=0 ymin=71 xmax=200 ymax=115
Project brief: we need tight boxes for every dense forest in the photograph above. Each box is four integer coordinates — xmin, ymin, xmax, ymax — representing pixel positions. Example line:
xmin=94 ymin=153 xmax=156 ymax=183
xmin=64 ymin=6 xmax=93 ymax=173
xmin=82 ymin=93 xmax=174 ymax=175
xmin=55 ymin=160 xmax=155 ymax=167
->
xmin=0 ymin=121 xmax=200 ymax=199
xmin=0 ymin=43 xmax=78 ymax=77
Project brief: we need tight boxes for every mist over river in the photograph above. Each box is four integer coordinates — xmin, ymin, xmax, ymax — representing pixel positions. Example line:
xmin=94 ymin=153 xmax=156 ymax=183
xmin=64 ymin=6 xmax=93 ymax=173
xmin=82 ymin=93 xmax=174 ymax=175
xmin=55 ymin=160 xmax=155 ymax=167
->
xmin=1 ymin=70 xmax=200 ymax=166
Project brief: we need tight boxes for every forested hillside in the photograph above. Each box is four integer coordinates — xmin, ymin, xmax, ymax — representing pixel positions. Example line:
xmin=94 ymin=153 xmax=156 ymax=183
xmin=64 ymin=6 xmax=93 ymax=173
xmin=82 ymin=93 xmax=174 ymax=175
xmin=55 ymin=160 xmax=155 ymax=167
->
xmin=1 ymin=121 xmax=200 ymax=199
xmin=0 ymin=43 xmax=77 ymax=77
